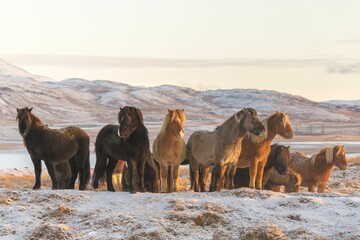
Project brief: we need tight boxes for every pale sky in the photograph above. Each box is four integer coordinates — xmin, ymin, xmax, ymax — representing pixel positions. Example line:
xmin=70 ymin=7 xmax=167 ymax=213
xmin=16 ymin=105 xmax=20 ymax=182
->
xmin=1 ymin=0 xmax=360 ymax=101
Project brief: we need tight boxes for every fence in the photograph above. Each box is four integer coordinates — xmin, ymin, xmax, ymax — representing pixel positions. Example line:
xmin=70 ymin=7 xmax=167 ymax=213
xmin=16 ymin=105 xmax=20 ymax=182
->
xmin=294 ymin=124 xmax=360 ymax=136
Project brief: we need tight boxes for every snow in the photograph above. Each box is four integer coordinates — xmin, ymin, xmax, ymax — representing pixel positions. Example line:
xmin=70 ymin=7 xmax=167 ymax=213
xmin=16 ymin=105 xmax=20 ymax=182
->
xmin=0 ymin=174 xmax=359 ymax=239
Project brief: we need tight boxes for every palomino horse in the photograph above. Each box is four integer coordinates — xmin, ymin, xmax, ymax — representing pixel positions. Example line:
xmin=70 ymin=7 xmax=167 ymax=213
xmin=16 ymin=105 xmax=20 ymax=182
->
xmin=93 ymin=106 xmax=152 ymax=193
xmin=153 ymin=109 xmax=186 ymax=193
xmin=289 ymin=145 xmax=348 ymax=193
xmin=233 ymin=144 xmax=291 ymax=189
xmin=187 ymin=108 xmax=265 ymax=192
xmin=16 ymin=107 xmax=90 ymax=190
xmin=231 ymin=112 xmax=294 ymax=190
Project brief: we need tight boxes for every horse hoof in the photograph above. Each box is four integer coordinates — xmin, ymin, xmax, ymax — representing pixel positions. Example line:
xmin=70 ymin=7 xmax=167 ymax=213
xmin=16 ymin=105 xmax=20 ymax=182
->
xmin=33 ymin=185 xmax=40 ymax=190
xmin=130 ymin=190 xmax=137 ymax=194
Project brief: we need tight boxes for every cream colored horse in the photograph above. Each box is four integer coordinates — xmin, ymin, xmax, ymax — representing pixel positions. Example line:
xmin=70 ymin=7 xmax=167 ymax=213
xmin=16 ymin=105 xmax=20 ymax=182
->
xmin=153 ymin=109 xmax=186 ymax=193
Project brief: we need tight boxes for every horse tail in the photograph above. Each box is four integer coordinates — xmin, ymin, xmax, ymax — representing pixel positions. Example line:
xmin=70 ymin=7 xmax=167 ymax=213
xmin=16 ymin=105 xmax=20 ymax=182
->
xmin=84 ymin=150 xmax=91 ymax=186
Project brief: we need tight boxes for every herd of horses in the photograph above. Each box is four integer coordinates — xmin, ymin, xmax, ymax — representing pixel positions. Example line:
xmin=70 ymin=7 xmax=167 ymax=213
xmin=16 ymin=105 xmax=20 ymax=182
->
xmin=16 ymin=106 xmax=349 ymax=194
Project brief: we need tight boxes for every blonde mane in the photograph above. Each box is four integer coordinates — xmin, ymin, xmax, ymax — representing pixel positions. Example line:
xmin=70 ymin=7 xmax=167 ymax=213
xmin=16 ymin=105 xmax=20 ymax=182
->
xmin=160 ymin=109 xmax=186 ymax=134
xmin=310 ymin=147 xmax=338 ymax=165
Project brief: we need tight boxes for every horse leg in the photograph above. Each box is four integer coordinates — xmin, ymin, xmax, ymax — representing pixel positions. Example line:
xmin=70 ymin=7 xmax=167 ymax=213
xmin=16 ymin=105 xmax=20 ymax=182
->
xmin=228 ymin=165 xmax=237 ymax=190
xmin=128 ymin=159 xmax=138 ymax=194
xmin=68 ymin=157 xmax=78 ymax=189
xmin=308 ymin=184 xmax=316 ymax=192
xmin=106 ymin=157 xmax=118 ymax=192
xmin=168 ymin=165 xmax=174 ymax=193
xmin=44 ymin=160 xmax=58 ymax=189
xmin=31 ymin=158 xmax=42 ymax=190
xmin=189 ymin=164 xmax=194 ymax=190
xmin=190 ymin=161 xmax=200 ymax=192
xmin=173 ymin=165 xmax=180 ymax=192
xmin=248 ymin=160 xmax=258 ymax=189
xmin=92 ymin=153 xmax=107 ymax=189
xmin=210 ymin=162 xmax=226 ymax=192
xmin=138 ymin=159 xmax=146 ymax=192
xmin=255 ymin=160 xmax=266 ymax=190
xmin=160 ymin=163 xmax=168 ymax=193
xmin=317 ymin=182 xmax=327 ymax=193
xmin=199 ymin=166 xmax=210 ymax=192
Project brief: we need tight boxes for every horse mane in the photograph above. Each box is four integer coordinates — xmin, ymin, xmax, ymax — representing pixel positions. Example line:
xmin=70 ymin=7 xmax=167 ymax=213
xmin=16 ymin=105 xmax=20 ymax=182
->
xmin=160 ymin=109 xmax=186 ymax=134
xmin=311 ymin=147 xmax=334 ymax=165
xmin=247 ymin=116 xmax=268 ymax=143
xmin=29 ymin=112 xmax=47 ymax=128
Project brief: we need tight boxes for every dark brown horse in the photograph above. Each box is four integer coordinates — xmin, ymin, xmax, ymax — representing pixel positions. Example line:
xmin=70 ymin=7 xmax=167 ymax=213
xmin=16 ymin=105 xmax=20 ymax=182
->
xmin=16 ymin=107 xmax=90 ymax=190
xmin=93 ymin=106 xmax=152 ymax=193
xmin=233 ymin=144 xmax=291 ymax=188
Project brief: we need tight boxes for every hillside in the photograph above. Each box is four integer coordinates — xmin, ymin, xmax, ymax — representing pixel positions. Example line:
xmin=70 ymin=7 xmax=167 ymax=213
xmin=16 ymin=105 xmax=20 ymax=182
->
xmin=1 ymin=58 xmax=360 ymax=128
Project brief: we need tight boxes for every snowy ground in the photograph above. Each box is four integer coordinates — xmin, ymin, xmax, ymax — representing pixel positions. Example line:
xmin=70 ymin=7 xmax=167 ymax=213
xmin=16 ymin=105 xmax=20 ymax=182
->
xmin=0 ymin=163 xmax=359 ymax=240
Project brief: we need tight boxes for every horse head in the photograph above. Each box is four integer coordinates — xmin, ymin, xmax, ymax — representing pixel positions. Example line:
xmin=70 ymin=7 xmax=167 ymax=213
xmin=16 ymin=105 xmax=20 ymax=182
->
xmin=235 ymin=108 xmax=265 ymax=136
xmin=117 ymin=106 xmax=144 ymax=138
xmin=333 ymin=145 xmax=348 ymax=170
xmin=286 ymin=172 xmax=302 ymax=193
xmin=271 ymin=144 xmax=291 ymax=175
xmin=275 ymin=111 xmax=294 ymax=139
xmin=166 ymin=108 xmax=186 ymax=139
xmin=16 ymin=107 xmax=33 ymax=137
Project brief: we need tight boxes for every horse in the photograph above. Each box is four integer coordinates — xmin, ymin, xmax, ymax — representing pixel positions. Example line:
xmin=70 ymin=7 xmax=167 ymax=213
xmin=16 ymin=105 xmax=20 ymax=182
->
xmin=232 ymin=144 xmax=291 ymax=189
xmin=122 ymin=154 xmax=160 ymax=193
xmin=53 ymin=161 xmax=71 ymax=189
xmin=263 ymin=167 xmax=302 ymax=192
xmin=230 ymin=111 xmax=294 ymax=190
xmin=289 ymin=145 xmax=348 ymax=193
xmin=187 ymin=108 xmax=265 ymax=192
xmin=16 ymin=107 xmax=90 ymax=190
xmin=93 ymin=106 xmax=151 ymax=193
xmin=153 ymin=109 xmax=186 ymax=193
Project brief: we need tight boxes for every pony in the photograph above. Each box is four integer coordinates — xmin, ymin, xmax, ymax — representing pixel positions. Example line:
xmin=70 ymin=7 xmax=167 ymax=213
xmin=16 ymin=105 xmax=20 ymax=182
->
xmin=93 ymin=106 xmax=152 ymax=193
xmin=53 ymin=161 xmax=71 ymax=189
xmin=289 ymin=145 xmax=348 ymax=193
xmin=263 ymin=167 xmax=302 ymax=192
xmin=187 ymin=108 xmax=265 ymax=192
xmin=153 ymin=109 xmax=186 ymax=192
xmin=16 ymin=107 xmax=90 ymax=190
xmin=122 ymin=154 xmax=160 ymax=193
xmin=230 ymin=112 xmax=294 ymax=190
xmin=232 ymin=144 xmax=291 ymax=189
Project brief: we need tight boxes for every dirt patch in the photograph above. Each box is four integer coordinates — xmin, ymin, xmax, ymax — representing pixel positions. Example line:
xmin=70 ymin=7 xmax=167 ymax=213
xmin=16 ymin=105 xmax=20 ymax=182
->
xmin=49 ymin=205 xmax=76 ymax=218
xmin=193 ymin=211 xmax=228 ymax=227
xmin=27 ymin=222 xmax=77 ymax=240
xmin=239 ymin=224 xmax=288 ymax=240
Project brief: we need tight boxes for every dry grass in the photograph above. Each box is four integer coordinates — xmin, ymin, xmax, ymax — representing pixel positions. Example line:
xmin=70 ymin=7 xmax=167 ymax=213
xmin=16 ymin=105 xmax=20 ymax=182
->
xmin=348 ymin=155 xmax=360 ymax=163
xmin=0 ymin=174 xmax=52 ymax=189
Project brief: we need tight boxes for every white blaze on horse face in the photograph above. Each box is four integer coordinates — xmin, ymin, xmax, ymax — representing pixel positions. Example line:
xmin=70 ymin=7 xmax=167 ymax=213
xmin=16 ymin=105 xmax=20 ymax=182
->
xmin=178 ymin=129 xmax=184 ymax=139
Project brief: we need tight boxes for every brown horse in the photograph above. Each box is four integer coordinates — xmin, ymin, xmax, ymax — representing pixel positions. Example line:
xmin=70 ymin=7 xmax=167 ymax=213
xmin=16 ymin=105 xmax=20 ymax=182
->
xmin=16 ymin=107 xmax=90 ymax=190
xmin=263 ymin=167 xmax=302 ymax=192
xmin=153 ymin=109 xmax=186 ymax=193
xmin=187 ymin=108 xmax=265 ymax=192
xmin=231 ymin=112 xmax=294 ymax=190
xmin=289 ymin=145 xmax=348 ymax=193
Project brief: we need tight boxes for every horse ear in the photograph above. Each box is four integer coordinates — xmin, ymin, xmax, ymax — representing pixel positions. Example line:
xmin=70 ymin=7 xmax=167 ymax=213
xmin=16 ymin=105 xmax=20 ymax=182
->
xmin=235 ymin=112 xmax=242 ymax=123
xmin=16 ymin=108 xmax=19 ymax=113
xmin=167 ymin=108 xmax=173 ymax=113
xmin=120 ymin=107 xmax=123 ymax=111
xmin=29 ymin=107 xmax=33 ymax=112
xmin=181 ymin=109 xmax=184 ymax=112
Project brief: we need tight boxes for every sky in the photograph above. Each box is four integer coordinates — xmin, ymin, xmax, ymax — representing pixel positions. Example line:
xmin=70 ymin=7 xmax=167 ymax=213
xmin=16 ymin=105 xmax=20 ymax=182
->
xmin=1 ymin=0 xmax=360 ymax=101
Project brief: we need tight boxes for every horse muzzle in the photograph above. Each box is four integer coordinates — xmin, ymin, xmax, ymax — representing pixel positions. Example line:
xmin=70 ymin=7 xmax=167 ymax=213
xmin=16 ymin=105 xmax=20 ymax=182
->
xmin=340 ymin=165 xmax=348 ymax=170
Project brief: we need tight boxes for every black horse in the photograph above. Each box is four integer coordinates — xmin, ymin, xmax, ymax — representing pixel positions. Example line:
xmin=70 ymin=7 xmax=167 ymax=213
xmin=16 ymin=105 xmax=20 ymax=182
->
xmin=233 ymin=144 xmax=291 ymax=188
xmin=92 ymin=106 xmax=151 ymax=193
xmin=16 ymin=107 xmax=90 ymax=190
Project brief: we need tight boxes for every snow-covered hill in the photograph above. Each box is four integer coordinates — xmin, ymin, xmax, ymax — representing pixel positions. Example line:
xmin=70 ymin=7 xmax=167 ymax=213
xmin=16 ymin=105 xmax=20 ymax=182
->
xmin=1 ymin=58 xmax=360 ymax=127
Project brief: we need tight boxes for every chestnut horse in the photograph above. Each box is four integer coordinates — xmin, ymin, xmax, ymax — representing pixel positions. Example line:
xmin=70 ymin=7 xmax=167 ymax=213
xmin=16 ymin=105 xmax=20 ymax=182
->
xmin=187 ymin=108 xmax=265 ymax=192
xmin=16 ymin=107 xmax=90 ymax=190
xmin=289 ymin=145 xmax=348 ymax=193
xmin=153 ymin=109 xmax=186 ymax=192
xmin=230 ymin=112 xmax=294 ymax=190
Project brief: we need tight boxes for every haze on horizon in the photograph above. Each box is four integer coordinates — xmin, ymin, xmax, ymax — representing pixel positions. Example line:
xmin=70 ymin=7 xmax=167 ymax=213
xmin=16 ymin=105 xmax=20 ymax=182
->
xmin=1 ymin=0 xmax=360 ymax=102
